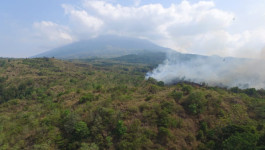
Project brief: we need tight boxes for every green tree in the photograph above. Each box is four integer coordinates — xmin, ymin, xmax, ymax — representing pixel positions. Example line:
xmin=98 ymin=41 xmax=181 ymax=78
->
xmin=74 ymin=121 xmax=90 ymax=140
xmin=79 ymin=143 xmax=99 ymax=150
xmin=222 ymin=132 xmax=258 ymax=150
xmin=182 ymin=85 xmax=192 ymax=95
xmin=158 ymin=127 xmax=171 ymax=144
xmin=171 ymin=90 xmax=183 ymax=102
xmin=184 ymin=92 xmax=206 ymax=115
xmin=79 ymin=93 xmax=96 ymax=103
xmin=115 ymin=120 xmax=127 ymax=139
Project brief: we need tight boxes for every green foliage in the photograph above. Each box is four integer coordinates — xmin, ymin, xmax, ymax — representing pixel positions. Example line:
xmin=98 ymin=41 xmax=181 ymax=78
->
xmin=200 ymin=121 xmax=208 ymax=133
xmin=74 ymin=121 xmax=90 ymax=139
xmin=157 ymin=81 xmax=164 ymax=87
xmin=147 ymin=77 xmax=157 ymax=84
xmin=145 ymin=95 xmax=153 ymax=101
xmin=117 ymin=119 xmax=153 ymax=150
xmin=222 ymin=132 xmax=258 ymax=150
xmin=243 ymin=88 xmax=257 ymax=96
xmin=182 ymin=85 xmax=192 ymax=95
xmin=0 ymin=60 xmax=6 ymax=67
xmin=158 ymin=127 xmax=171 ymax=144
xmin=0 ymin=58 xmax=264 ymax=150
xmin=185 ymin=134 xmax=195 ymax=145
xmin=93 ymin=84 xmax=102 ymax=92
xmin=168 ymin=117 xmax=183 ymax=129
xmin=183 ymin=92 xmax=206 ymax=115
xmin=79 ymin=93 xmax=96 ymax=103
xmin=114 ymin=120 xmax=127 ymax=139
xmin=170 ymin=90 xmax=183 ymax=102
xmin=62 ymin=112 xmax=78 ymax=132
xmin=203 ymin=125 xmax=261 ymax=150
xmin=230 ymin=87 xmax=241 ymax=93
xmin=230 ymin=87 xmax=264 ymax=98
xmin=113 ymin=52 xmax=166 ymax=65
xmin=160 ymin=101 xmax=175 ymax=114
xmin=257 ymin=132 xmax=265 ymax=148
xmin=197 ymin=130 xmax=205 ymax=140
xmin=148 ymin=85 xmax=159 ymax=94
xmin=79 ymin=143 xmax=99 ymax=150
xmin=157 ymin=110 xmax=170 ymax=128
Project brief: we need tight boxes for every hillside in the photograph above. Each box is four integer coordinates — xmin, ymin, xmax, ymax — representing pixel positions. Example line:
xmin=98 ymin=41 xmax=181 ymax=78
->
xmin=0 ymin=58 xmax=265 ymax=150
xmin=34 ymin=35 xmax=172 ymax=59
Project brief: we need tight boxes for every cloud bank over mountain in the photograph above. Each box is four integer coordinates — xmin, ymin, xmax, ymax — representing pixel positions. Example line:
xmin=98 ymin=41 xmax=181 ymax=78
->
xmin=2 ymin=0 xmax=265 ymax=59
xmin=29 ymin=0 xmax=265 ymax=58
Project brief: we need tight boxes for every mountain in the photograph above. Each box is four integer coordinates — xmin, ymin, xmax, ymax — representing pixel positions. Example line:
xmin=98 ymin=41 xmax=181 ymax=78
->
xmin=112 ymin=51 xmax=167 ymax=65
xmin=34 ymin=35 xmax=173 ymax=59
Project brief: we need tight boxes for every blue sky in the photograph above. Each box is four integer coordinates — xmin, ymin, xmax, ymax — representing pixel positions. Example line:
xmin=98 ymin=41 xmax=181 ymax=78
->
xmin=1 ymin=0 xmax=265 ymax=58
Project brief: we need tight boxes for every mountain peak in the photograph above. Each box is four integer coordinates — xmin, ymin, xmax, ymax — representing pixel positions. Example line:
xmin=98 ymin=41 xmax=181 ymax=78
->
xmin=34 ymin=35 xmax=172 ymax=59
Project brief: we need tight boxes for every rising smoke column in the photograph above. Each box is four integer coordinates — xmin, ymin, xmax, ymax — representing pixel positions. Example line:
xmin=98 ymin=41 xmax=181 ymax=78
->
xmin=146 ymin=52 xmax=265 ymax=89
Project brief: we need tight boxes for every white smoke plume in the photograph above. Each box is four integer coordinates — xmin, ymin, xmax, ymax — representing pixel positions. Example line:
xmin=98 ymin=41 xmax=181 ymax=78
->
xmin=146 ymin=52 xmax=265 ymax=89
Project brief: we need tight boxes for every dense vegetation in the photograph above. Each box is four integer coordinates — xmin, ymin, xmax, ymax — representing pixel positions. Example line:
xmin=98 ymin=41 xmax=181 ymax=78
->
xmin=0 ymin=58 xmax=264 ymax=150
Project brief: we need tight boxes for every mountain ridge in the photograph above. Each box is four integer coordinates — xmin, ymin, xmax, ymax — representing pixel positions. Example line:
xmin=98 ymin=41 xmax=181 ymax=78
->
xmin=34 ymin=35 xmax=173 ymax=59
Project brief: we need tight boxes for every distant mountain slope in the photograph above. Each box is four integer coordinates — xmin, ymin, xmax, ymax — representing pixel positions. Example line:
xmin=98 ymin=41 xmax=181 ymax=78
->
xmin=112 ymin=51 xmax=167 ymax=65
xmin=34 ymin=35 xmax=172 ymax=59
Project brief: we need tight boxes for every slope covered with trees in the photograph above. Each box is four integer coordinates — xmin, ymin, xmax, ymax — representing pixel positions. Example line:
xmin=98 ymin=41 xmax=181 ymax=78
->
xmin=0 ymin=58 xmax=264 ymax=150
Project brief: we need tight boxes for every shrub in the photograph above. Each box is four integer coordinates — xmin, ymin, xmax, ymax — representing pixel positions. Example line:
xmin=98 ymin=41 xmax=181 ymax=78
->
xmin=203 ymin=125 xmax=259 ymax=150
xmin=62 ymin=112 xmax=89 ymax=141
xmin=257 ymin=133 xmax=265 ymax=148
xmin=171 ymin=90 xmax=183 ymax=102
xmin=222 ymin=132 xmax=258 ymax=150
xmin=243 ymin=88 xmax=257 ymax=97
xmin=230 ymin=87 xmax=241 ymax=93
xmin=157 ymin=110 xmax=170 ymax=128
xmin=79 ymin=143 xmax=99 ymax=150
xmin=183 ymin=92 xmax=206 ymax=115
xmin=114 ymin=120 xmax=127 ymax=139
xmin=145 ymin=95 xmax=153 ymax=101
xmin=182 ymin=85 xmax=192 ymax=95
xmin=169 ymin=117 xmax=183 ymax=129
xmin=157 ymin=81 xmax=164 ymax=87
xmin=74 ymin=121 xmax=90 ymax=139
xmin=148 ymin=85 xmax=159 ymax=94
xmin=147 ymin=77 xmax=157 ymax=84
xmin=117 ymin=119 xmax=153 ymax=150
xmin=197 ymin=130 xmax=205 ymax=140
xmin=160 ymin=101 xmax=174 ymax=114
xmin=79 ymin=93 xmax=96 ymax=103
xmin=158 ymin=127 xmax=171 ymax=144
xmin=142 ymin=109 xmax=157 ymax=125
xmin=0 ymin=60 xmax=6 ymax=67
xmin=200 ymin=121 xmax=208 ymax=133
xmin=139 ymin=103 xmax=150 ymax=112
xmin=185 ymin=134 xmax=195 ymax=145
xmin=93 ymin=84 xmax=102 ymax=92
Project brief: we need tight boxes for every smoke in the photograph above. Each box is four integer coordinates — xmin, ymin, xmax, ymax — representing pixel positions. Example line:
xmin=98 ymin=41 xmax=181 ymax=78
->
xmin=146 ymin=52 xmax=265 ymax=89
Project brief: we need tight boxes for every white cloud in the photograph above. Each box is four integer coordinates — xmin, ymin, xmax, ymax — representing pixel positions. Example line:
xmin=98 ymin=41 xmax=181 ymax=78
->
xmin=31 ymin=21 xmax=75 ymax=53
xmin=80 ymin=0 xmax=232 ymax=38
xmin=33 ymin=21 xmax=73 ymax=42
xmin=31 ymin=0 xmax=265 ymax=58
xmin=62 ymin=0 xmax=241 ymax=55
xmin=133 ymin=0 xmax=141 ymax=6
xmin=62 ymin=4 xmax=103 ymax=37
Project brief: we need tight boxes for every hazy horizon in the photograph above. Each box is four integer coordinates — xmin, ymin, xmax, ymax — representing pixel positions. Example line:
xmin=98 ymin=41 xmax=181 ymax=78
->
xmin=1 ymin=0 xmax=265 ymax=58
